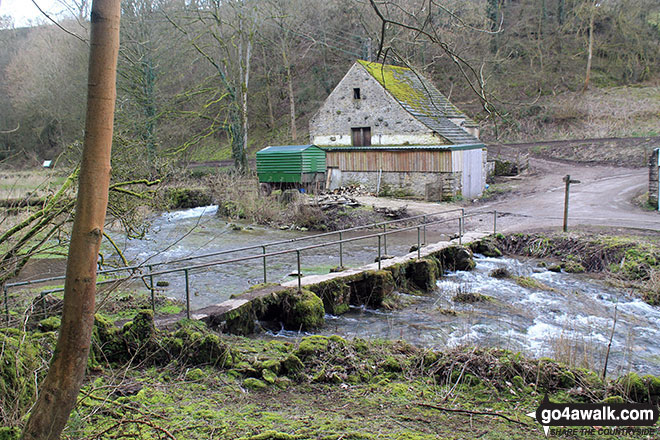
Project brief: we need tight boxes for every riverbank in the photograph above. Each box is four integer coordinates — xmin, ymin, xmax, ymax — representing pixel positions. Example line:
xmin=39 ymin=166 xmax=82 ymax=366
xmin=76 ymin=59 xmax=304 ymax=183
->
xmin=485 ymin=232 xmax=660 ymax=306
xmin=2 ymin=314 xmax=659 ymax=439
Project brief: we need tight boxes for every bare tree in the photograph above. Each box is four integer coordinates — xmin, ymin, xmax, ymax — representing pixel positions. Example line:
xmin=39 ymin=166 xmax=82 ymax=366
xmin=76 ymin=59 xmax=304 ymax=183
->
xmin=20 ymin=0 xmax=121 ymax=438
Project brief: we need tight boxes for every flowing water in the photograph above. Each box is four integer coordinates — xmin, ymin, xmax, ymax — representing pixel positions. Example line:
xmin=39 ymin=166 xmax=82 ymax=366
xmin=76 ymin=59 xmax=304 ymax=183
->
xmin=110 ymin=205 xmax=447 ymax=307
xmin=111 ymin=206 xmax=660 ymax=376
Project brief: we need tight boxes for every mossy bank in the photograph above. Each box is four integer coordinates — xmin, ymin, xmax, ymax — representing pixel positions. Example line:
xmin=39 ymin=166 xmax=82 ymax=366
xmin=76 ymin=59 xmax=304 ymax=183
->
xmin=2 ymin=311 xmax=659 ymax=439
xmin=486 ymin=232 xmax=660 ymax=306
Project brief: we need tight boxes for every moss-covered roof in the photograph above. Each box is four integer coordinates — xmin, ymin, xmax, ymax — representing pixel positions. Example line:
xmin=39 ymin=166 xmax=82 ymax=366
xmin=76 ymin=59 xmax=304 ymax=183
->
xmin=357 ymin=60 xmax=479 ymax=144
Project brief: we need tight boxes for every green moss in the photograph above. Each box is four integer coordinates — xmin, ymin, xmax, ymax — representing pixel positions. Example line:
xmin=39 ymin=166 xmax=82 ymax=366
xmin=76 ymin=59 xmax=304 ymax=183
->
xmin=296 ymin=336 xmax=330 ymax=358
xmin=562 ymin=258 xmax=585 ymax=273
xmin=470 ymin=239 xmax=503 ymax=257
xmin=512 ymin=276 xmax=558 ymax=292
xmin=281 ymin=355 xmax=304 ymax=376
xmin=404 ymin=258 xmax=437 ymax=293
xmin=308 ymin=279 xmax=351 ymax=316
xmin=243 ymin=378 xmax=268 ymax=391
xmin=262 ymin=369 xmax=277 ymax=384
xmin=0 ymin=427 xmax=20 ymax=440
xmin=287 ymin=289 xmax=325 ymax=330
xmin=602 ymin=395 xmax=624 ymax=404
xmin=38 ymin=316 xmax=61 ymax=331
xmin=186 ymin=368 xmax=206 ymax=381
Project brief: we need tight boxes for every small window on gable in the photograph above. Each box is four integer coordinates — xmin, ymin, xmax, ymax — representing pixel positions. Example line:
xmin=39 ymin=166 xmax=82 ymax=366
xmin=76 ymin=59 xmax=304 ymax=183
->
xmin=353 ymin=88 xmax=361 ymax=99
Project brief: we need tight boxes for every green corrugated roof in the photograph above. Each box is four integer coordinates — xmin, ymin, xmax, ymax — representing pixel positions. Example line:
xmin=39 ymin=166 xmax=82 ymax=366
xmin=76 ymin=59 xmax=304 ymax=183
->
xmin=257 ymin=145 xmax=319 ymax=154
xmin=357 ymin=60 xmax=479 ymax=144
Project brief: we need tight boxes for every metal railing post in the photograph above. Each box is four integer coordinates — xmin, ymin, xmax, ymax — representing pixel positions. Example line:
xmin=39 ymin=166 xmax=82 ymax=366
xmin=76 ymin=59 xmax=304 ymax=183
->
xmin=339 ymin=231 xmax=343 ymax=268
xmin=3 ymin=284 xmax=8 ymax=326
xmin=184 ymin=269 xmax=191 ymax=319
xmin=148 ymin=265 xmax=155 ymax=314
xmin=262 ymin=246 xmax=267 ymax=283
xmin=461 ymin=208 xmax=465 ymax=237
xmin=458 ymin=217 xmax=463 ymax=245
xmin=377 ymin=235 xmax=382 ymax=270
xmin=493 ymin=210 xmax=497 ymax=235
xmin=296 ymin=250 xmax=302 ymax=292
xmin=417 ymin=226 xmax=421 ymax=259
xmin=423 ymin=215 xmax=427 ymax=245
xmin=382 ymin=224 xmax=387 ymax=256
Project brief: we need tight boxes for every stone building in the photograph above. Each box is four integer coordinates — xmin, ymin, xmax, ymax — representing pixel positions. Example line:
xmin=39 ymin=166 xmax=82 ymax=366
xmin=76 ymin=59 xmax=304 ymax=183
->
xmin=309 ymin=60 xmax=486 ymax=200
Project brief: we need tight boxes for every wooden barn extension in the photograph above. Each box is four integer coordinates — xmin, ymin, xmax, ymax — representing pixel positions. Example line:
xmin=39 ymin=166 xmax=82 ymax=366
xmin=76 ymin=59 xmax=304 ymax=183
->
xmin=325 ymin=144 xmax=486 ymax=201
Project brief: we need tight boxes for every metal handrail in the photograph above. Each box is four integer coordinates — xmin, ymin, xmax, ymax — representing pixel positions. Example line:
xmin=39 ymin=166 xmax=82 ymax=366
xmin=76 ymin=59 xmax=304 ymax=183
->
xmin=4 ymin=207 xmax=465 ymax=290
xmin=3 ymin=208 xmax=498 ymax=324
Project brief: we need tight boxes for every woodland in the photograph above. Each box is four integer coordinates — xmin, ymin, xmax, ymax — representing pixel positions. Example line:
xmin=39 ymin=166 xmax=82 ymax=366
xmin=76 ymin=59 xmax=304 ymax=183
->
xmin=1 ymin=0 xmax=660 ymax=171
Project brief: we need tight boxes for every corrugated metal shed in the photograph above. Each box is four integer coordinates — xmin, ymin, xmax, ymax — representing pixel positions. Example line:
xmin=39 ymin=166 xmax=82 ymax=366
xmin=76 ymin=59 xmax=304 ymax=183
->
xmin=256 ymin=145 xmax=326 ymax=183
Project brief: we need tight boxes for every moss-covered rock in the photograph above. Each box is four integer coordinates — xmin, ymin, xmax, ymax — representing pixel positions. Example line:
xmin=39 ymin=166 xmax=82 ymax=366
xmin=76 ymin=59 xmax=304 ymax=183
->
xmin=348 ymin=270 xmax=395 ymax=308
xmin=285 ymin=289 xmax=325 ymax=330
xmin=296 ymin=335 xmax=330 ymax=358
xmin=437 ymin=246 xmax=475 ymax=272
xmin=470 ymin=239 xmax=503 ymax=258
xmin=281 ymin=354 xmax=304 ymax=376
xmin=307 ymin=279 xmax=351 ymax=315
xmin=243 ymin=378 xmax=268 ymax=391
xmin=405 ymin=259 xmax=437 ymax=293
xmin=167 ymin=187 xmax=214 ymax=209
xmin=38 ymin=316 xmax=61 ymax=332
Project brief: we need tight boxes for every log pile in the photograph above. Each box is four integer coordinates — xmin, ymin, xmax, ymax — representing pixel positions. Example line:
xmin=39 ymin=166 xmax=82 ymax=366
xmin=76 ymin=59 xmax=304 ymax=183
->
xmin=323 ymin=185 xmax=372 ymax=197
xmin=315 ymin=194 xmax=361 ymax=210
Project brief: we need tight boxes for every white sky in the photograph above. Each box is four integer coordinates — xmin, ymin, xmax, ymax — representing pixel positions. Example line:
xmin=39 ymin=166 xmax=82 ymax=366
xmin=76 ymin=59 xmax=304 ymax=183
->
xmin=1 ymin=0 xmax=68 ymax=28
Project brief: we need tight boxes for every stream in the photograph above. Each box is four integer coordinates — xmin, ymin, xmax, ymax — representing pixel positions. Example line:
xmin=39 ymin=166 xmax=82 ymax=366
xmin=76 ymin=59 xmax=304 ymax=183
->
xmin=112 ymin=206 xmax=660 ymax=377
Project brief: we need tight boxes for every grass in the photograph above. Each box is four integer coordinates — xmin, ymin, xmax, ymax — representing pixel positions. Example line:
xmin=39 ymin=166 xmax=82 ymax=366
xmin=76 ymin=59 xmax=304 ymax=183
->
xmin=3 ymin=320 xmax=655 ymax=440
xmin=0 ymin=169 xmax=68 ymax=201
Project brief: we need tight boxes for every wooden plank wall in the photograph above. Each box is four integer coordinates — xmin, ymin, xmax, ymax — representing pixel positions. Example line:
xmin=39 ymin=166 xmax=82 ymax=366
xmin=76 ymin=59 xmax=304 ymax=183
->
xmin=326 ymin=150 xmax=453 ymax=172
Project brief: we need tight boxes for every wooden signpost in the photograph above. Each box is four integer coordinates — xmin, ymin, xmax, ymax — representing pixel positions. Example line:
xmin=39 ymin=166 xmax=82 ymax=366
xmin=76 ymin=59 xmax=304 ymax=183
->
xmin=563 ymin=174 xmax=581 ymax=232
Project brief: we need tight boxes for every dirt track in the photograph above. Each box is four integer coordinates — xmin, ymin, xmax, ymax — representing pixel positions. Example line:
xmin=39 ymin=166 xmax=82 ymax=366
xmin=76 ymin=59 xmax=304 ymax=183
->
xmin=358 ymin=156 xmax=659 ymax=234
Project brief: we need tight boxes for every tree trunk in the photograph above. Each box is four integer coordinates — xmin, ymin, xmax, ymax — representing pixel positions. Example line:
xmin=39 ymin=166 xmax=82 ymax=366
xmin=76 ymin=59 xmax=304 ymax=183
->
xmin=20 ymin=1 xmax=120 ymax=438
xmin=583 ymin=1 xmax=596 ymax=92
xmin=282 ymin=43 xmax=297 ymax=142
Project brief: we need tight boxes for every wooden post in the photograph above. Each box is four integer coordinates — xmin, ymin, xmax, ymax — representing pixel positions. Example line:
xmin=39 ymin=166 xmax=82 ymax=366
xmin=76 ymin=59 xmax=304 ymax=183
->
xmin=563 ymin=175 xmax=581 ymax=232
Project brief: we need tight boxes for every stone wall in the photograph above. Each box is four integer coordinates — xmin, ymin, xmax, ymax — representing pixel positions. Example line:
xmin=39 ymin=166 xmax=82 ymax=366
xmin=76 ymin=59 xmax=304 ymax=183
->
xmin=338 ymin=170 xmax=462 ymax=201
xmin=309 ymin=63 xmax=446 ymax=147
xmin=650 ymin=148 xmax=659 ymax=209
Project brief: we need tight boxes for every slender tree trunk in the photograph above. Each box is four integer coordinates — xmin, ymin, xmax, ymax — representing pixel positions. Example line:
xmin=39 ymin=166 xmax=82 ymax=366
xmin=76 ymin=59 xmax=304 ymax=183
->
xmin=21 ymin=1 xmax=120 ymax=438
xmin=583 ymin=1 xmax=596 ymax=92
xmin=261 ymin=46 xmax=276 ymax=130
xmin=282 ymin=42 xmax=297 ymax=142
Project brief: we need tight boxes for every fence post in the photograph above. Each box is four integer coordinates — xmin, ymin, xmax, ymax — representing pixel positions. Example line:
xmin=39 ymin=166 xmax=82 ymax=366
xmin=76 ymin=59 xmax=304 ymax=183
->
xmin=383 ymin=224 xmax=387 ymax=256
xmin=417 ymin=226 xmax=421 ymax=259
xmin=3 ymin=283 xmax=8 ymax=326
xmin=493 ymin=210 xmax=497 ymax=235
xmin=296 ymin=250 xmax=302 ymax=292
xmin=339 ymin=231 xmax=343 ymax=268
xmin=148 ymin=265 xmax=155 ymax=314
xmin=184 ymin=269 xmax=191 ymax=320
xmin=377 ymin=235 xmax=382 ymax=270
xmin=423 ymin=215 xmax=427 ymax=245
xmin=262 ymin=246 xmax=267 ymax=283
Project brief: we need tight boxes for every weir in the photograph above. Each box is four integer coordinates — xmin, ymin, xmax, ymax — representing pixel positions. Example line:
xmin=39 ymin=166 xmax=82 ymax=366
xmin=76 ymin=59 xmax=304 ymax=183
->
xmin=155 ymin=232 xmax=490 ymax=333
